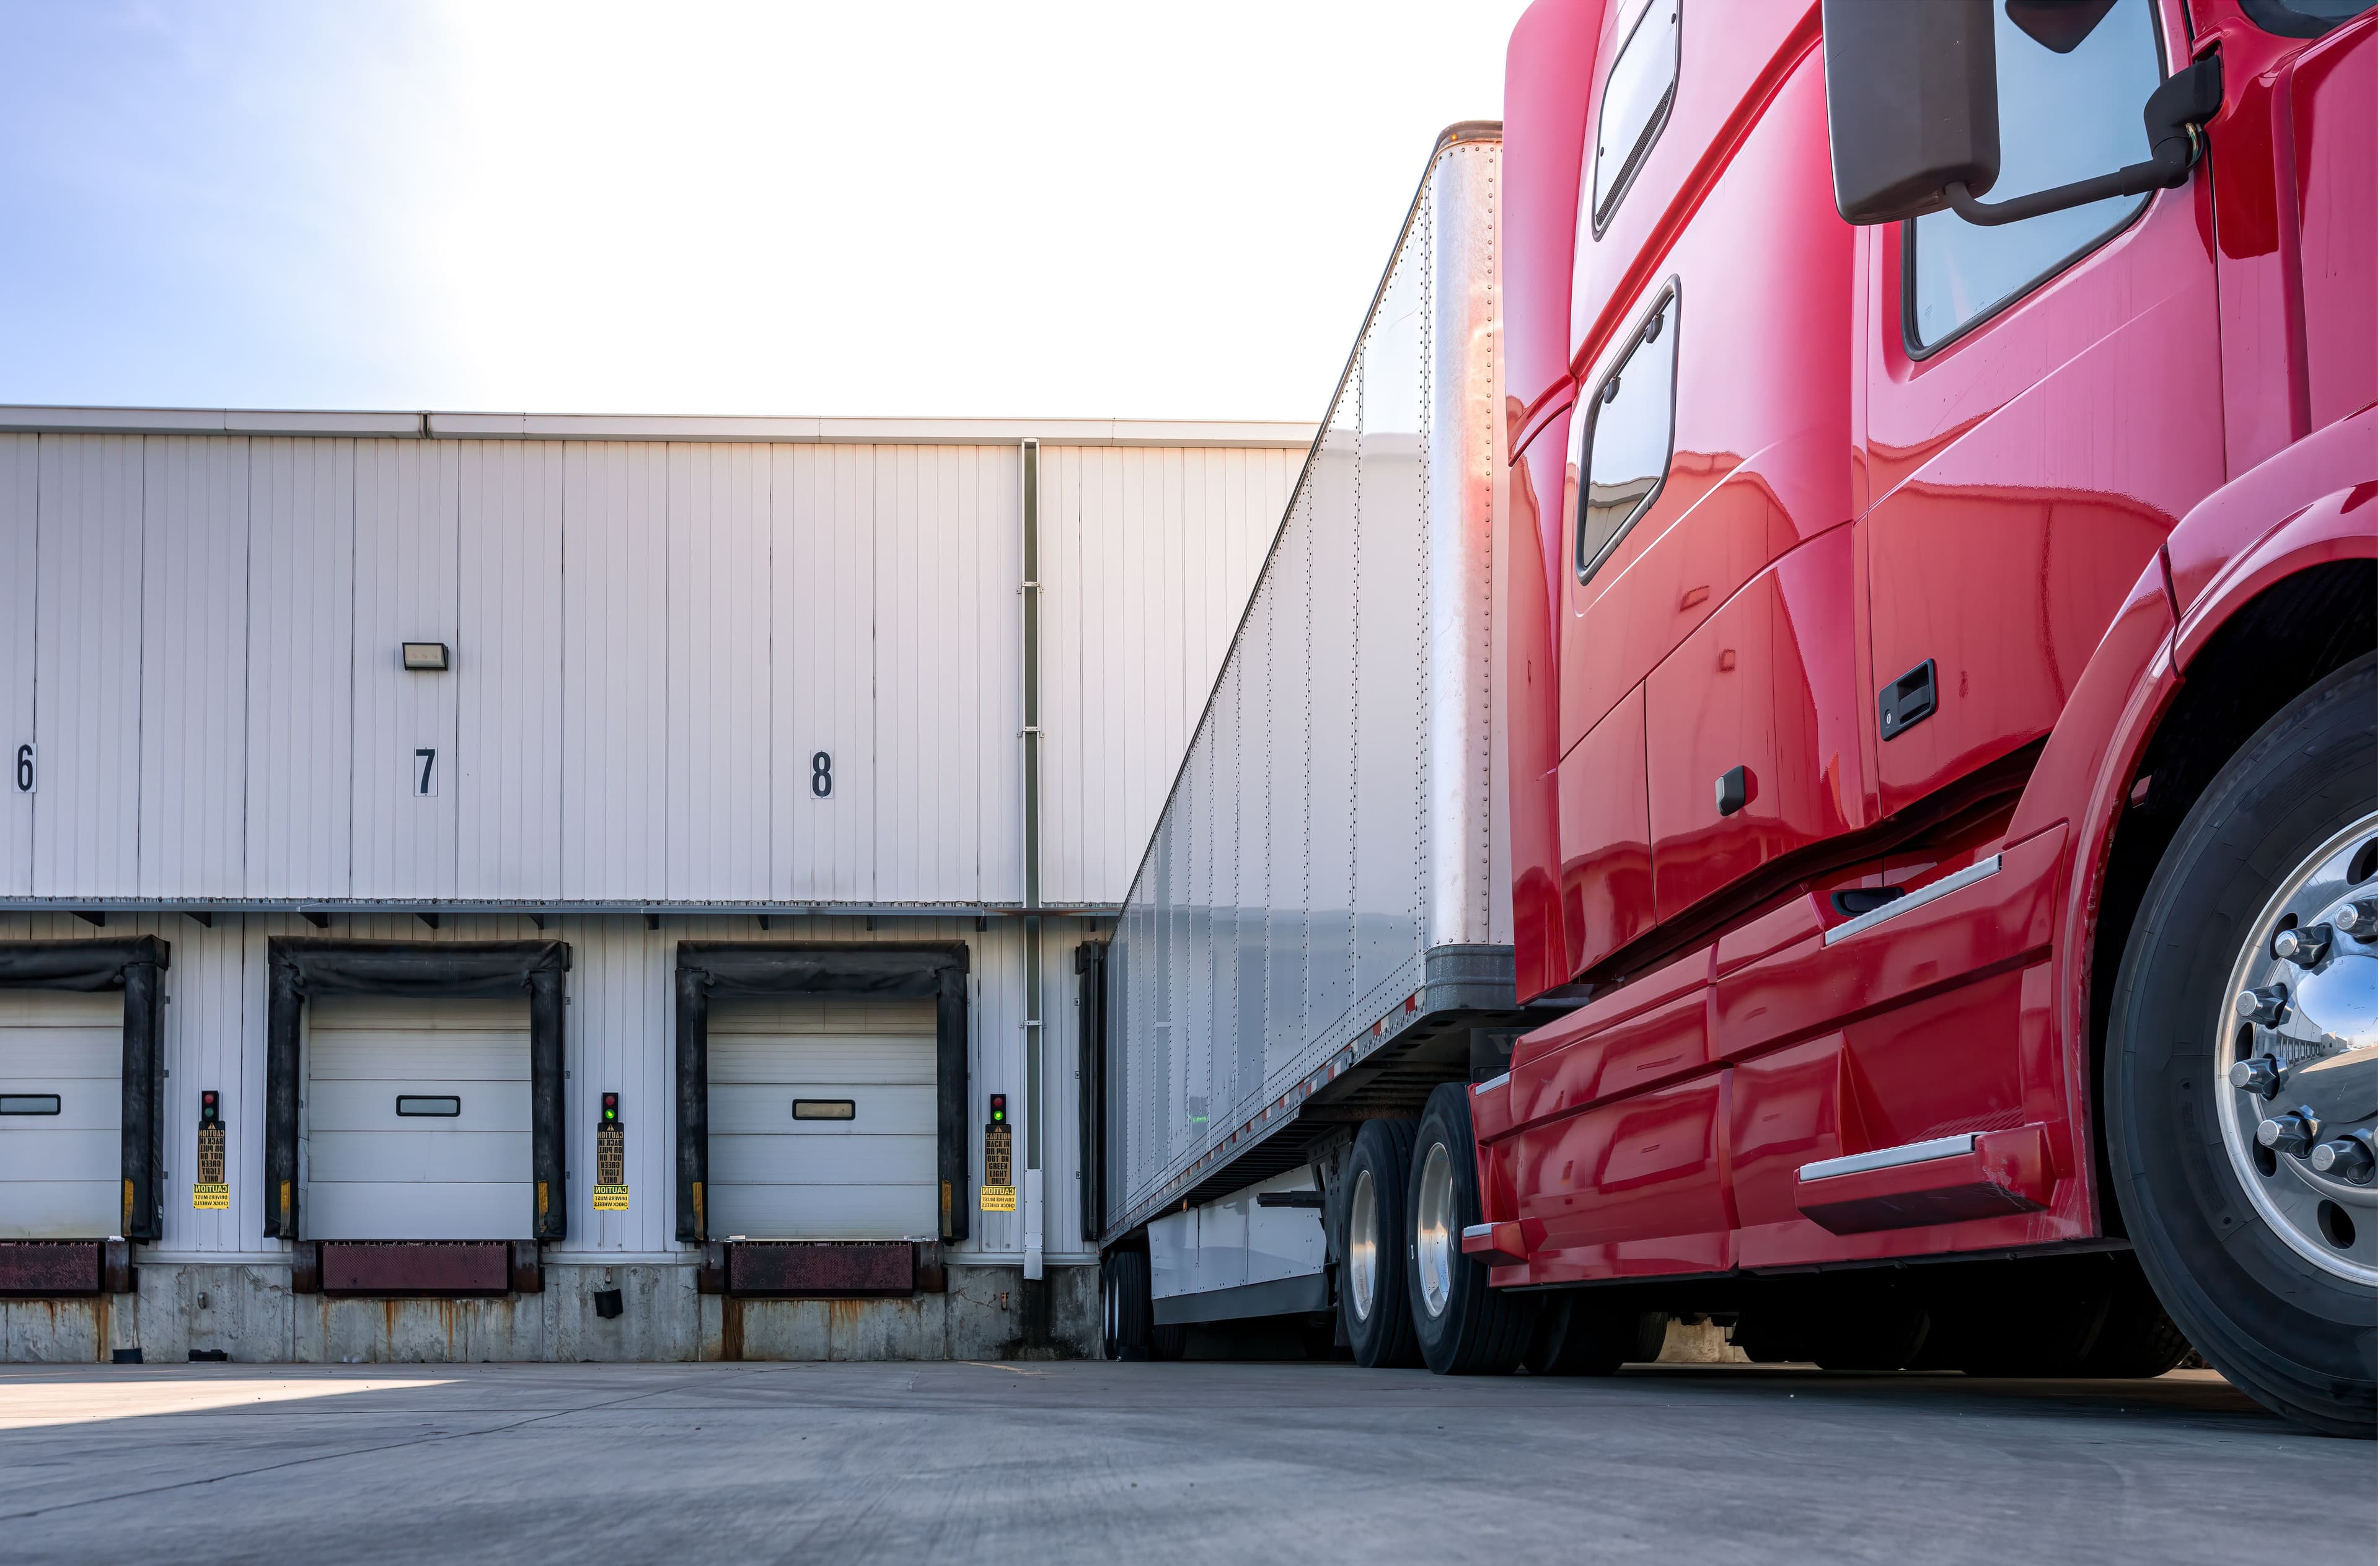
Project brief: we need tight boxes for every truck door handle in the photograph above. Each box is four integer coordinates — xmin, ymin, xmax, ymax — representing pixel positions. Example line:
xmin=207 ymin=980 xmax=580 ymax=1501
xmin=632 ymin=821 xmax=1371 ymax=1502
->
xmin=1879 ymin=659 xmax=1938 ymax=740
xmin=1715 ymin=765 xmax=1750 ymax=817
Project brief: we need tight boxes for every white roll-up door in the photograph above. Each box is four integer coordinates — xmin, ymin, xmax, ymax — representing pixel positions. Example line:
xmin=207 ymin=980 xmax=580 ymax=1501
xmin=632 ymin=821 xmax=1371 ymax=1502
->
xmin=302 ymin=996 xmax=532 ymax=1241
xmin=708 ymin=997 xmax=938 ymax=1241
xmin=0 ymin=992 xmax=121 ymax=1239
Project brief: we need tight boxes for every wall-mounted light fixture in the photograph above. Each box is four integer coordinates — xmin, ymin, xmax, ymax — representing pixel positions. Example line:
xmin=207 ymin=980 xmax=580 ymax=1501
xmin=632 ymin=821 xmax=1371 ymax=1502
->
xmin=401 ymin=642 xmax=451 ymax=672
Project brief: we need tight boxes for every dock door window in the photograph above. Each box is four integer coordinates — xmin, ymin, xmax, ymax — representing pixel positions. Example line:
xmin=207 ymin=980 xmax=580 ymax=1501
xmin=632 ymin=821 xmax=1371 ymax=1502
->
xmin=1576 ymin=284 xmax=1680 ymax=584
xmin=1906 ymin=0 xmax=2164 ymax=351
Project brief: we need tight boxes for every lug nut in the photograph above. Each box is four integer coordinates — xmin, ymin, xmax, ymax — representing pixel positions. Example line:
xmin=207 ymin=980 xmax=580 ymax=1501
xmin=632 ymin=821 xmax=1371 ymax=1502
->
xmin=2236 ymin=984 xmax=2293 ymax=1026
xmin=2337 ymin=900 xmax=2377 ymax=936
xmin=2310 ymin=1135 xmax=2376 ymax=1183
xmin=2258 ymin=1109 xmax=2322 ymax=1157
xmin=2228 ymin=1055 xmax=2288 ymax=1098
xmin=2273 ymin=925 xmax=2333 ymax=966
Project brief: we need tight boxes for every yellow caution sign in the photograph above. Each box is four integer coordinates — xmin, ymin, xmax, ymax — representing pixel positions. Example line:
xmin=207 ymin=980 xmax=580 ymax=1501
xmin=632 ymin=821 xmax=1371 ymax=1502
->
xmin=593 ymin=1185 xmax=630 ymax=1212
xmin=192 ymin=1184 xmax=229 ymax=1210
xmin=980 ymin=1184 xmax=1017 ymax=1213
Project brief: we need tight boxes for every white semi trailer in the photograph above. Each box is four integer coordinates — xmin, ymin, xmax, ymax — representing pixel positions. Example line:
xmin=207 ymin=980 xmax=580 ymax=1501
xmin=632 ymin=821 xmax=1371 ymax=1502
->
xmin=1081 ymin=125 xmax=1526 ymax=1352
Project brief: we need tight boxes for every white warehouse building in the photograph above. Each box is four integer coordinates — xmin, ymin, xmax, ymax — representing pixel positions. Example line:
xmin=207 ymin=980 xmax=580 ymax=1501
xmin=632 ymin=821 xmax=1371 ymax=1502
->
xmin=0 ymin=407 xmax=1306 ymax=1363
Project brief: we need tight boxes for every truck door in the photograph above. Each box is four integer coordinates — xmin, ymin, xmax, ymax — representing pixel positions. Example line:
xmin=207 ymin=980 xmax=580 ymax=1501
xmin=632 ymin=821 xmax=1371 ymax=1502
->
xmin=1860 ymin=0 xmax=2223 ymax=819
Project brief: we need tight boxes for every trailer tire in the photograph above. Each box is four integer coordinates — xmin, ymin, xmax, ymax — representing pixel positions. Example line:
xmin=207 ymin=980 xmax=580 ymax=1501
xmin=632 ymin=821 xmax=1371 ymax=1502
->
xmin=1103 ymin=1250 xmax=1155 ymax=1361
xmin=2074 ymin=1259 xmax=2192 ymax=1379
xmin=1340 ymin=1119 xmax=1422 ymax=1368
xmin=2105 ymin=652 xmax=2376 ymax=1435
xmin=1524 ymin=1296 xmax=1666 ymax=1376
xmin=1408 ymin=1083 xmax=1538 ymax=1375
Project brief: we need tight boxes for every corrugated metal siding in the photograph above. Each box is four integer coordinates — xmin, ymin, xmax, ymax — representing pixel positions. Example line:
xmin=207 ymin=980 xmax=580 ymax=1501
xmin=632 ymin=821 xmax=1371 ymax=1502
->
xmin=244 ymin=438 xmax=355 ymax=899
xmin=562 ymin=442 xmax=669 ymax=899
xmin=0 ymin=436 xmax=34 ymax=895
xmin=17 ymin=429 xmax=1294 ymax=916
xmin=33 ymin=434 xmax=145 ymax=897
xmin=351 ymin=439 xmax=461 ymax=900
xmin=139 ymin=438 xmax=250 ymax=899
xmin=771 ymin=446 xmax=876 ymax=902
xmin=666 ymin=444 xmax=772 ymax=902
xmin=874 ymin=446 xmax=1018 ymax=905
xmin=1040 ymin=446 xmax=1296 ymax=908
xmin=457 ymin=441 xmax=565 ymax=900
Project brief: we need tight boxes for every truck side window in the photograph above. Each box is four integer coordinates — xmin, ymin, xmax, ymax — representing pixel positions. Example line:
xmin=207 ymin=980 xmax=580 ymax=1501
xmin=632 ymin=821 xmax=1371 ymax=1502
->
xmin=1576 ymin=285 xmax=1678 ymax=583
xmin=1590 ymin=0 xmax=1680 ymax=234
xmin=1905 ymin=0 xmax=2165 ymax=352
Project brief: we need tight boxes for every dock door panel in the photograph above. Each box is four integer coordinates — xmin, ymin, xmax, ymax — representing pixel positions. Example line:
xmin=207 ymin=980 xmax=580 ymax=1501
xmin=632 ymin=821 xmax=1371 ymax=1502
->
xmin=302 ymin=996 xmax=533 ymax=1241
xmin=706 ymin=997 xmax=938 ymax=1241
xmin=0 ymin=991 xmax=121 ymax=1238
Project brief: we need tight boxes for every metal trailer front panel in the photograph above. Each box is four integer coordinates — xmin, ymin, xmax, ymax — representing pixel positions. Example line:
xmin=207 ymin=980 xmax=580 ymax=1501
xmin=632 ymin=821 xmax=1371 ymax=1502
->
xmin=1101 ymin=129 xmax=1509 ymax=1244
xmin=0 ymin=992 xmax=121 ymax=1238
xmin=705 ymin=996 xmax=939 ymax=1241
xmin=301 ymin=996 xmax=535 ymax=1242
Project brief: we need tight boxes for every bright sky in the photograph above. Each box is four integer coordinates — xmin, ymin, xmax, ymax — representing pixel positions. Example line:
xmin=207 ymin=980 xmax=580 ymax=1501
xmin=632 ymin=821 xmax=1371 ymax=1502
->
xmin=0 ymin=1 xmax=1532 ymax=421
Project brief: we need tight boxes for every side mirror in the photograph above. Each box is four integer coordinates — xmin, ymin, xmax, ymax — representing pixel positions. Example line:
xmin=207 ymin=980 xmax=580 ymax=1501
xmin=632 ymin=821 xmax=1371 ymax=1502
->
xmin=1822 ymin=0 xmax=2001 ymax=225
xmin=1824 ymin=0 xmax=2223 ymax=231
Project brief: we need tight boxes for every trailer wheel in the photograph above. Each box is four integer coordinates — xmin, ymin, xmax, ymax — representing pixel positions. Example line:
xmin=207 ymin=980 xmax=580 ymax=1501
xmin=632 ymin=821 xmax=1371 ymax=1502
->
xmin=1408 ymin=1083 xmax=1539 ymax=1375
xmin=1524 ymin=1295 xmax=1666 ymax=1376
xmin=1103 ymin=1251 xmax=1153 ymax=1360
xmin=2074 ymin=1258 xmax=2192 ymax=1379
xmin=1337 ymin=1119 xmax=1422 ymax=1366
xmin=2106 ymin=653 xmax=2376 ymax=1435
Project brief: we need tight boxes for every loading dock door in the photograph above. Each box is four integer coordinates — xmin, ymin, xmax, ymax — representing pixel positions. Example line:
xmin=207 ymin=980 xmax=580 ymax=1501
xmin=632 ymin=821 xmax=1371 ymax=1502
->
xmin=707 ymin=997 xmax=938 ymax=1240
xmin=0 ymin=992 xmax=121 ymax=1238
xmin=303 ymin=997 xmax=532 ymax=1241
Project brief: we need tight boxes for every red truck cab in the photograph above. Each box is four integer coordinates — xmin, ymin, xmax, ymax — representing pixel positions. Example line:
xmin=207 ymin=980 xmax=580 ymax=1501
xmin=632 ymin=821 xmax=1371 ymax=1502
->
xmin=1431 ymin=0 xmax=2374 ymax=1431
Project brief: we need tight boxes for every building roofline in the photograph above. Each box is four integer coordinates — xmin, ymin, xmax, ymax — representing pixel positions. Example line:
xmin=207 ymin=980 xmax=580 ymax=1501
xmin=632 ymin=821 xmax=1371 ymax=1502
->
xmin=0 ymin=405 xmax=1316 ymax=447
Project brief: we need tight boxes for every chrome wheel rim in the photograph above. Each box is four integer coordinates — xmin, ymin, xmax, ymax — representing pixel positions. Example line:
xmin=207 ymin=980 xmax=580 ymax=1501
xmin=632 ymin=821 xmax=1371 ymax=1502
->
xmin=1349 ymin=1169 xmax=1379 ymax=1323
xmin=2216 ymin=813 xmax=2378 ymax=1287
xmin=1416 ymin=1140 xmax=1455 ymax=1318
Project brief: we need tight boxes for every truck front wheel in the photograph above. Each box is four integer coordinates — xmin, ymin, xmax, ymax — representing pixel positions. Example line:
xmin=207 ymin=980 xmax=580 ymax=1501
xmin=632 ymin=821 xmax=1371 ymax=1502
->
xmin=2106 ymin=652 xmax=2376 ymax=1435
xmin=1408 ymin=1083 xmax=1539 ymax=1375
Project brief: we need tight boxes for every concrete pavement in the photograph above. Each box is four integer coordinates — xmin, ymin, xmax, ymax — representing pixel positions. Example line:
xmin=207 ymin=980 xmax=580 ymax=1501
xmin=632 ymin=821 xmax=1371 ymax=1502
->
xmin=0 ymin=1359 xmax=2366 ymax=1564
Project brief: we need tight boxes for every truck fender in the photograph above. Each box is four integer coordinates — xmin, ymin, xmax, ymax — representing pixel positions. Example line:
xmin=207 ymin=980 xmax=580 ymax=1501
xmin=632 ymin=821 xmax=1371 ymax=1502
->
xmin=2173 ymin=478 xmax=2378 ymax=671
xmin=2164 ymin=403 xmax=2376 ymax=635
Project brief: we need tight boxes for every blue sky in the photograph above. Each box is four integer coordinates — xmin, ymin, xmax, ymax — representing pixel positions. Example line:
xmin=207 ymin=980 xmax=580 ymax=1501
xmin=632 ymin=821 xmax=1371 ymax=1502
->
xmin=0 ymin=1 xmax=1529 ymax=421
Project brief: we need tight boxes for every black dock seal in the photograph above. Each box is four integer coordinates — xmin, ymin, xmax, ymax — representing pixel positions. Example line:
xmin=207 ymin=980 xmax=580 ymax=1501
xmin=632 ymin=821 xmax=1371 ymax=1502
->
xmin=0 ymin=936 xmax=170 ymax=1241
xmin=673 ymin=943 xmax=972 ymax=1246
xmin=262 ymin=939 xmax=570 ymax=1243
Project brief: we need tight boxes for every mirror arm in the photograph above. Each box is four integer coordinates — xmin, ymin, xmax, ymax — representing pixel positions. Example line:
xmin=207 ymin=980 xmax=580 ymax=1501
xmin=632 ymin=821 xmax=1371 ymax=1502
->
xmin=1942 ymin=55 xmax=2223 ymax=229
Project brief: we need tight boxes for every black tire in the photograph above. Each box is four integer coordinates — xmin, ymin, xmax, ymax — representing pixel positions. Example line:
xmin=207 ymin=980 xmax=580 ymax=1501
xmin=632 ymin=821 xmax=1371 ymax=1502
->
xmin=1103 ymin=1250 xmax=1154 ymax=1360
xmin=1338 ymin=1119 xmax=1422 ymax=1368
xmin=2105 ymin=653 xmax=2376 ymax=1435
xmin=2075 ymin=1256 xmax=2192 ymax=1379
xmin=1408 ymin=1083 xmax=1540 ymax=1375
xmin=1525 ymin=1296 xmax=1667 ymax=1376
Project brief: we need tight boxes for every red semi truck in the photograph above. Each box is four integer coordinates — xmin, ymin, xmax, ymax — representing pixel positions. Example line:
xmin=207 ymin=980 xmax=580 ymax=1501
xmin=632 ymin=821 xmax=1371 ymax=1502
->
xmin=1461 ymin=0 xmax=2373 ymax=1430
xmin=1096 ymin=0 xmax=2373 ymax=1435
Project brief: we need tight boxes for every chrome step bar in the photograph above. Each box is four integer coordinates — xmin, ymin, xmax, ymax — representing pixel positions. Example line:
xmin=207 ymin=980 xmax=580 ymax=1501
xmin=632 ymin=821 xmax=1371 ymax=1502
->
xmin=1799 ymin=1132 xmax=1979 ymax=1184
xmin=1823 ymin=854 xmax=2004 ymax=946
